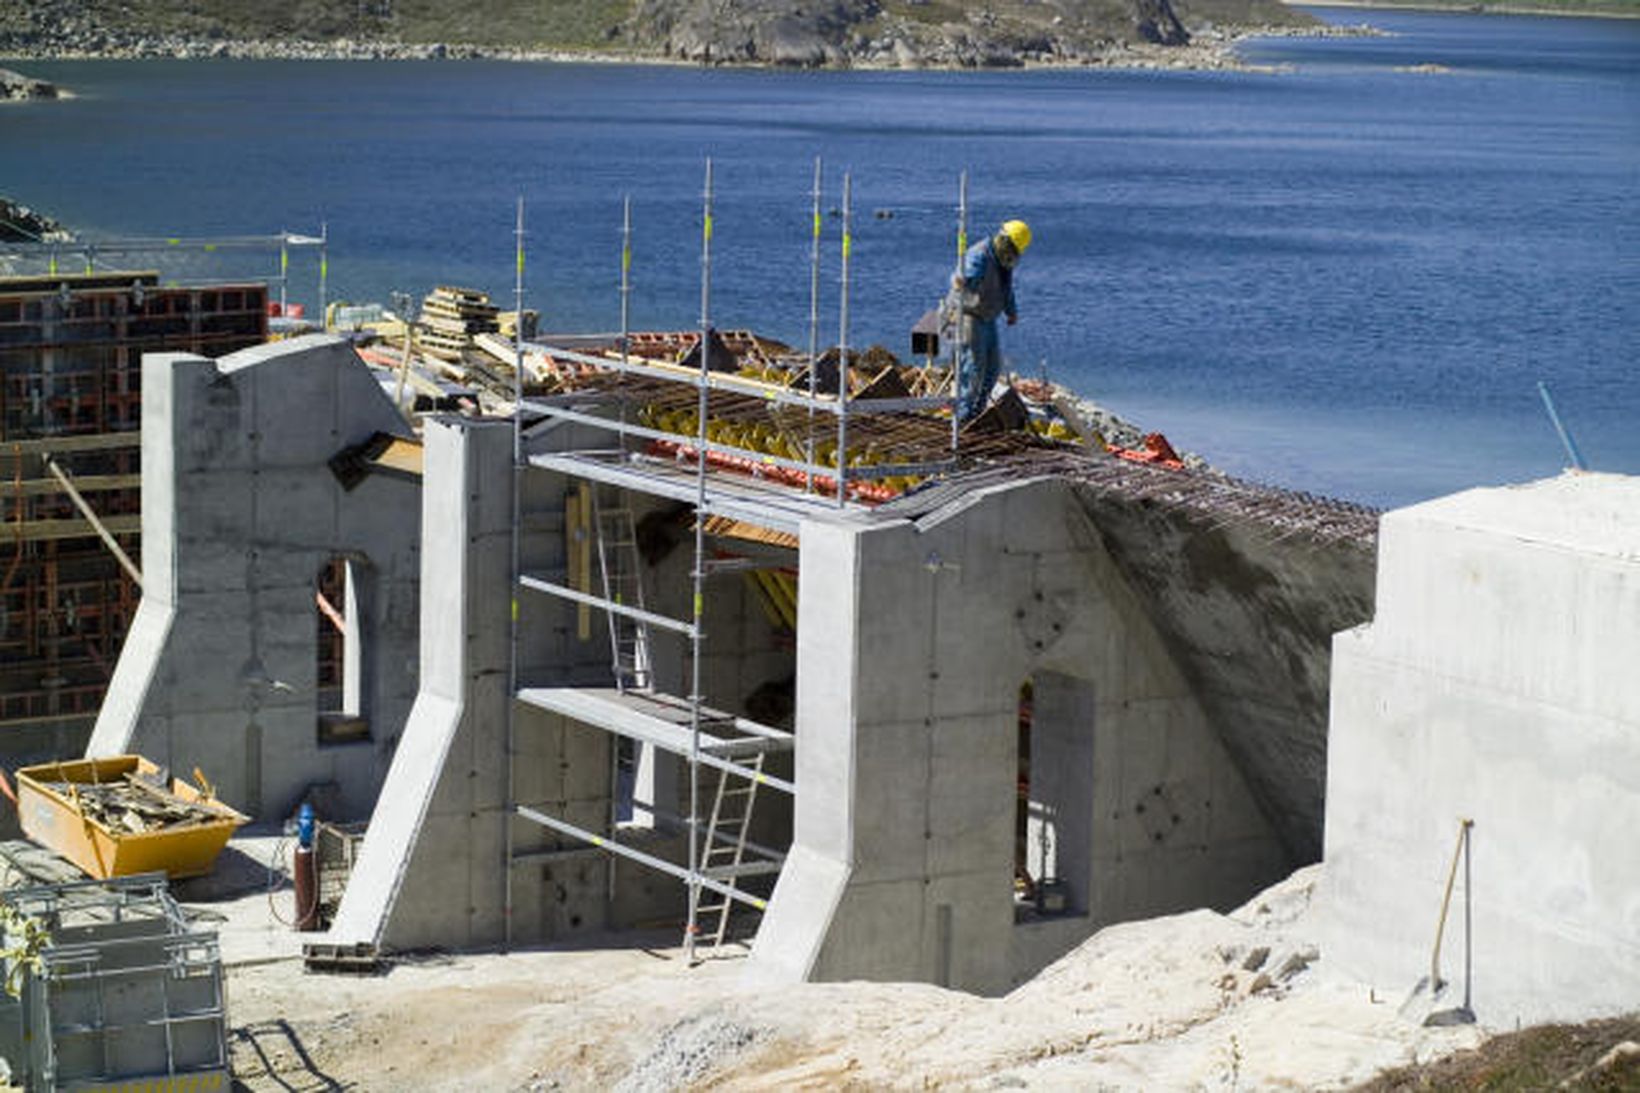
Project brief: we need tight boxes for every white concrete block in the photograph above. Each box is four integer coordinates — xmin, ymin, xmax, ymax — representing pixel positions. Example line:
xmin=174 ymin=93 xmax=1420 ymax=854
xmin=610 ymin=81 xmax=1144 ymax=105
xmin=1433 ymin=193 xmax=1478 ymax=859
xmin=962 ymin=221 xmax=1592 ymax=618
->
xmin=1322 ymin=474 xmax=1640 ymax=1026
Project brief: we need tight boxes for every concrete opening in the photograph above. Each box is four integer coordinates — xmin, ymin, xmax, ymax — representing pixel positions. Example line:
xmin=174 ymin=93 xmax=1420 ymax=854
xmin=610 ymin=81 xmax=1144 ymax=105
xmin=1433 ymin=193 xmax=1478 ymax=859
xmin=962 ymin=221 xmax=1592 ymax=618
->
xmin=315 ymin=555 xmax=372 ymax=747
xmin=1014 ymin=679 xmax=1036 ymax=905
xmin=1015 ymin=671 xmax=1094 ymax=922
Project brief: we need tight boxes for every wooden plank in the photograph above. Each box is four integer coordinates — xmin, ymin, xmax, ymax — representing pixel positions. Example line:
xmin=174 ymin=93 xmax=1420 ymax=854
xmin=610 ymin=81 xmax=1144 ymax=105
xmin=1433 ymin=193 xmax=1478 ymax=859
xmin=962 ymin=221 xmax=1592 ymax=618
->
xmin=9 ymin=474 xmax=142 ymax=497
xmin=0 ymin=433 xmax=141 ymax=458
xmin=3 ymin=515 xmax=142 ymax=543
xmin=44 ymin=458 xmax=143 ymax=588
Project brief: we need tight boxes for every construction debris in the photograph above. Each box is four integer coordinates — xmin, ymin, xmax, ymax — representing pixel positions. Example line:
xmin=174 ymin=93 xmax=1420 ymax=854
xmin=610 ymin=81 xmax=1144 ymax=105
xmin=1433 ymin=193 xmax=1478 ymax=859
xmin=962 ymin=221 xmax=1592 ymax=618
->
xmin=34 ymin=772 xmax=222 ymax=834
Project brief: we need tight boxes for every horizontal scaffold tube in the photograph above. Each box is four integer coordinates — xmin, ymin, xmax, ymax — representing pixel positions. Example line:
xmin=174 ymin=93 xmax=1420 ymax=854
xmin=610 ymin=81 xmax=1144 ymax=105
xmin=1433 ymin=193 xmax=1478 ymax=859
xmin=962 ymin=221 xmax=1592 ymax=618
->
xmin=513 ymin=805 xmax=769 ymax=911
xmin=518 ymin=574 xmax=698 ymax=637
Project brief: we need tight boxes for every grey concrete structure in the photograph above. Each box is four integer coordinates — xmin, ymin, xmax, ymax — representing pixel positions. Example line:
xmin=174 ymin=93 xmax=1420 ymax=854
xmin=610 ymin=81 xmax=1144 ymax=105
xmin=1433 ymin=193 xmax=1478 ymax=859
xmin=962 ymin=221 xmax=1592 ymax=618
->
xmin=325 ymin=416 xmax=519 ymax=951
xmin=754 ymin=478 xmax=1292 ymax=993
xmin=1073 ymin=482 xmax=1376 ymax=863
xmin=1319 ymin=472 xmax=1640 ymax=1026
xmin=327 ymin=416 xmax=786 ymax=952
xmin=87 ymin=335 xmax=420 ymax=822
xmin=332 ymin=420 xmax=1375 ymax=991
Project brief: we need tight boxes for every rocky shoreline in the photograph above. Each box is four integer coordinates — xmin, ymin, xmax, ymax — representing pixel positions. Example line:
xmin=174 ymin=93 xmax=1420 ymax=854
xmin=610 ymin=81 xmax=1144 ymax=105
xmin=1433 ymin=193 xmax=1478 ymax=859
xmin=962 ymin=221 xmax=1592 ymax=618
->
xmin=0 ymin=197 xmax=69 ymax=242
xmin=0 ymin=65 xmax=60 ymax=98
xmin=0 ymin=23 xmax=1381 ymax=73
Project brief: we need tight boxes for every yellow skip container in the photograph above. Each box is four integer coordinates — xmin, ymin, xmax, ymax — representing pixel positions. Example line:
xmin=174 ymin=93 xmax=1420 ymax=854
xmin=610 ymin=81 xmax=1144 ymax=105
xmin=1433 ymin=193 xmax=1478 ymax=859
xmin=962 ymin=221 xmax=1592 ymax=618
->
xmin=16 ymin=755 xmax=247 ymax=880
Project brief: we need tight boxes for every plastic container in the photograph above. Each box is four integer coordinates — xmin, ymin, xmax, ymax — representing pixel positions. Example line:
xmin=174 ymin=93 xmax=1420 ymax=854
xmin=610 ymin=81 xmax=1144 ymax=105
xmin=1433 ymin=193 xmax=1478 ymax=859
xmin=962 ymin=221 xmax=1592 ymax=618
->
xmin=15 ymin=756 xmax=247 ymax=881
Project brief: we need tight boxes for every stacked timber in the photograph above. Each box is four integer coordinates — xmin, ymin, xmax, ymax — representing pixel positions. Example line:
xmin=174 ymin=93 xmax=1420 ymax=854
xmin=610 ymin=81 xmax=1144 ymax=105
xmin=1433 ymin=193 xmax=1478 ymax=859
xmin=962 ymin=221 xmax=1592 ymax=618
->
xmin=417 ymin=285 xmax=500 ymax=362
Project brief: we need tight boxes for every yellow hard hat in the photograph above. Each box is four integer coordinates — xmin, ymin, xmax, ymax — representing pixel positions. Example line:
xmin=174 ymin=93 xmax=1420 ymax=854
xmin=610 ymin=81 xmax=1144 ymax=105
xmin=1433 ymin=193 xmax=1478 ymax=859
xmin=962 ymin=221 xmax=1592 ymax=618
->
xmin=1001 ymin=219 xmax=1032 ymax=254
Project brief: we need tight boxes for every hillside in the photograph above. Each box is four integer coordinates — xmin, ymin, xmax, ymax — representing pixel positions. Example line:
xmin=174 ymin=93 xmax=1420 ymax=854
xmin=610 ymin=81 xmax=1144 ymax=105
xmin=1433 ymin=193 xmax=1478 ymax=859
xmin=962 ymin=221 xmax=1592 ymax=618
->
xmin=0 ymin=0 xmax=1316 ymax=67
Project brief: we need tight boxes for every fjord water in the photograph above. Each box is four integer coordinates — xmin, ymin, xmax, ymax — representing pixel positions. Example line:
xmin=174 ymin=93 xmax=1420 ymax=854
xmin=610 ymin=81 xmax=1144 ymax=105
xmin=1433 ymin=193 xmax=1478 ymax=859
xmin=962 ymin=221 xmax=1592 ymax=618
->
xmin=4 ymin=8 xmax=1636 ymax=506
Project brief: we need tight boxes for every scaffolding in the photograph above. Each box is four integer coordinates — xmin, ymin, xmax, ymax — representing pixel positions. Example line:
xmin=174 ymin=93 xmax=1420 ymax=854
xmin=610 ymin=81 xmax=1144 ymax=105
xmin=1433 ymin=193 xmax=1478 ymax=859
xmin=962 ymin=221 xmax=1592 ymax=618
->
xmin=503 ymin=165 xmax=964 ymax=959
xmin=0 ymin=229 xmax=330 ymax=319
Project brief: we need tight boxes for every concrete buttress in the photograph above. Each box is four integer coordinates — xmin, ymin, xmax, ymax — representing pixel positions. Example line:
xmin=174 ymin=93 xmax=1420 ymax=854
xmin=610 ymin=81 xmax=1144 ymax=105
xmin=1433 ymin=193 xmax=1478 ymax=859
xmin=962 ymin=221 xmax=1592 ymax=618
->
xmin=88 ymin=335 xmax=419 ymax=822
xmin=753 ymin=478 xmax=1291 ymax=993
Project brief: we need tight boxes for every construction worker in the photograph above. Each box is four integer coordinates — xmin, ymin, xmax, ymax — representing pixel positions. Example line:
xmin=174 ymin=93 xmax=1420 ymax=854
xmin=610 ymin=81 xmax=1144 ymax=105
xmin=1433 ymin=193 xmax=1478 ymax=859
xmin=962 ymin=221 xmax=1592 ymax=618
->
xmin=947 ymin=219 xmax=1031 ymax=422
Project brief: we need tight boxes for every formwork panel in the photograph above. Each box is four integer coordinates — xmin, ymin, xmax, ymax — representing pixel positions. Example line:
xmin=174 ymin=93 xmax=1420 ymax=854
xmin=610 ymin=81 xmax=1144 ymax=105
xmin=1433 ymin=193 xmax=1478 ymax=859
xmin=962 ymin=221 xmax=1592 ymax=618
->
xmin=0 ymin=276 xmax=268 ymax=740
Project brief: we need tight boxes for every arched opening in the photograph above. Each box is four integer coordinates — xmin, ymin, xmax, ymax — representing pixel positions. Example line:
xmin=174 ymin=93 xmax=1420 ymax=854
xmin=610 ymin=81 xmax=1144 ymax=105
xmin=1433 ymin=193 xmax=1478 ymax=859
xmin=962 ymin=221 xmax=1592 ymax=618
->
xmin=315 ymin=555 xmax=373 ymax=745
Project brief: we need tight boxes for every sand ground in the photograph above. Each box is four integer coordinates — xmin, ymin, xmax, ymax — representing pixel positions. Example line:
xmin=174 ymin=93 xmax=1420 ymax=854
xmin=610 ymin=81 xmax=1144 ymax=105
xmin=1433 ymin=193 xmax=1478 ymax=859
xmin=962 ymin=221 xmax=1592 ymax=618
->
xmin=192 ymin=842 xmax=1483 ymax=1091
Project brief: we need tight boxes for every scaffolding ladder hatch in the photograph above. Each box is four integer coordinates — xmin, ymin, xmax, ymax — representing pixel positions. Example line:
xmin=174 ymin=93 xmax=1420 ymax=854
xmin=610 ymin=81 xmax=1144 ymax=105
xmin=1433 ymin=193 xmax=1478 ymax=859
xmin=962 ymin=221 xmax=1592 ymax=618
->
xmin=516 ymin=686 xmax=793 ymax=762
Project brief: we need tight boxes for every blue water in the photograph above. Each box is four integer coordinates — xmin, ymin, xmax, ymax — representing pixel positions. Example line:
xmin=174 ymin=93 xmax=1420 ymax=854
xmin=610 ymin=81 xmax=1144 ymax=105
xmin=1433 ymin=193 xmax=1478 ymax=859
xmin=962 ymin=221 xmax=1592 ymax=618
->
xmin=3 ymin=8 xmax=1636 ymax=507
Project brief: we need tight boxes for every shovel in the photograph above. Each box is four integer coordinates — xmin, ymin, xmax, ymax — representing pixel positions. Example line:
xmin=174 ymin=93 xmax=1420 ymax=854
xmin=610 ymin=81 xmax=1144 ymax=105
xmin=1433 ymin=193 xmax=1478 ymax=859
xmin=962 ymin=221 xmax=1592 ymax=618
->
xmin=1400 ymin=817 xmax=1475 ymax=1026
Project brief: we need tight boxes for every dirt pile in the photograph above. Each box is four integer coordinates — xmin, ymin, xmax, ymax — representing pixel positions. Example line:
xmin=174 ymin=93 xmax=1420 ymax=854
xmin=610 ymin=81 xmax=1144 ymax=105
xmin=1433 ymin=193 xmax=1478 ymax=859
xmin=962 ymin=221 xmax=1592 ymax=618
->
xmin=220 ymin=864 xmax=1497 ymax=1090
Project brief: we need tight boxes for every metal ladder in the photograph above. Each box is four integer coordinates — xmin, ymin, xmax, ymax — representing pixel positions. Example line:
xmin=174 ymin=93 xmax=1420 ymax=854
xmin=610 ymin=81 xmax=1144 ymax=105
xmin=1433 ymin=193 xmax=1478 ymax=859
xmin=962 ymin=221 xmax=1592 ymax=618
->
xmin=590 ymin=487 xmax=651 ymax=692
xmin=695 ymin=751 xmax=766 ymax=949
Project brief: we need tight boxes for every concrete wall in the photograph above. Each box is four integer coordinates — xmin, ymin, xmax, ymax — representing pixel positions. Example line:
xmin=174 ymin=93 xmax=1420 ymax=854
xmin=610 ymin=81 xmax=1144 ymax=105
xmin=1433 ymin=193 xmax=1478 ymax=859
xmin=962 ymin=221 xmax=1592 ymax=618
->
xmin=87 ymin=335 xmax=419 ymax=822
xmin=326 ymin=416 xmax=574 ymax=952
xmin=1074 ymin=485 xmax=1377 ymax=864
xmin=1319 ymin=472 xmax=1640 ymax=1026
xmin=754 ymin=478 xmax=1289 ymax=994
xmin=330 ymin=419 xmax=778 ymax=952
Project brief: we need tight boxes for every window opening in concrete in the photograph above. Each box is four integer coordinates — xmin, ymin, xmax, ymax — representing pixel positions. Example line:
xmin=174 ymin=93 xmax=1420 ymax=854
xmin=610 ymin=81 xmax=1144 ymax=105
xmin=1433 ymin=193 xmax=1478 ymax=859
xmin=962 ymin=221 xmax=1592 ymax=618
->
xmin=315 ymin=556 xmax=371 ymax=746
xmin=1016 ymin=671 xmax=1093 ymax=922
xmin=1015 ymin=678 xmax=1037 ymax=905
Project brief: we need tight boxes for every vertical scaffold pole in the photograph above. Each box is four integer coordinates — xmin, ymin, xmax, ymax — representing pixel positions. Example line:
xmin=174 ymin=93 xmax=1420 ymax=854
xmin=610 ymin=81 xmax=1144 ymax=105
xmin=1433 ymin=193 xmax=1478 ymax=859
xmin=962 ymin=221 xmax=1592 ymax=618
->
xmin=319 ymin=221 xmax=330 ymax=323
xmin=610 ymin=194 xmax=633 ymax=904
xmin=618 ymin=195 xmax=633 ymax=432
xmin=806 ymin=157 xmax=822 ymax=494
xmin=279 ymin=232 xmax=289 ymax=318
xmin=620 ymin=197 xmax=633 ymax=370
xmin=686 ymin=159 xmax=714 ymax=963
xmin=952 ymin=171 xmax=967 ymax=455
xmin=835 ymin=171 xmax=852 ymax=509
xmin=504 ymin=196 xmax=526 ymax=951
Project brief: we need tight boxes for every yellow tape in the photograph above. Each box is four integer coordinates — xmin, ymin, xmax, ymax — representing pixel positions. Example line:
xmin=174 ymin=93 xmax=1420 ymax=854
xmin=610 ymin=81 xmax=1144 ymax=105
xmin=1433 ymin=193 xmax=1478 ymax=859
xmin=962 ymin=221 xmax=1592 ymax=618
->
xmin=280 ymin=248 xmax=288 ymax=275
xmin=48 ymin=255 xmax=56 ymax=275
xmin=166 ymin=237 xmax=180 ymax=246
xmin=694 ymin=592 xmax=703 ymax=617
xmin=704 ymin=213 xmax=713 ymax=242
xmin=622 ymin=245 xmax=631 ymax=275
xmin=517 ymin=245 xmax=525 ymax=277
xmin=511 ymin=597 xmax=519 ymax=622
xmin=812 ymin=211 xmax=821 ymax=239
xmin=203 ymin=243 xmax=216 ymax=253
xmin=320 ymin=254 xmax=328 ymax=279
xmin=842 ymin=232 xmax=851 ymax=260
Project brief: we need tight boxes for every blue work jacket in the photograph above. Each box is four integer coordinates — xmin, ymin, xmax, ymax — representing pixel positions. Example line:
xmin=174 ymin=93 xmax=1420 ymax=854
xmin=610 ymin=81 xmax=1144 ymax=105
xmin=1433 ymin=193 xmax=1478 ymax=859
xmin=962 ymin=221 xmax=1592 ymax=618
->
xmin=954 ymin=238 xmax=1016 ymax=324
